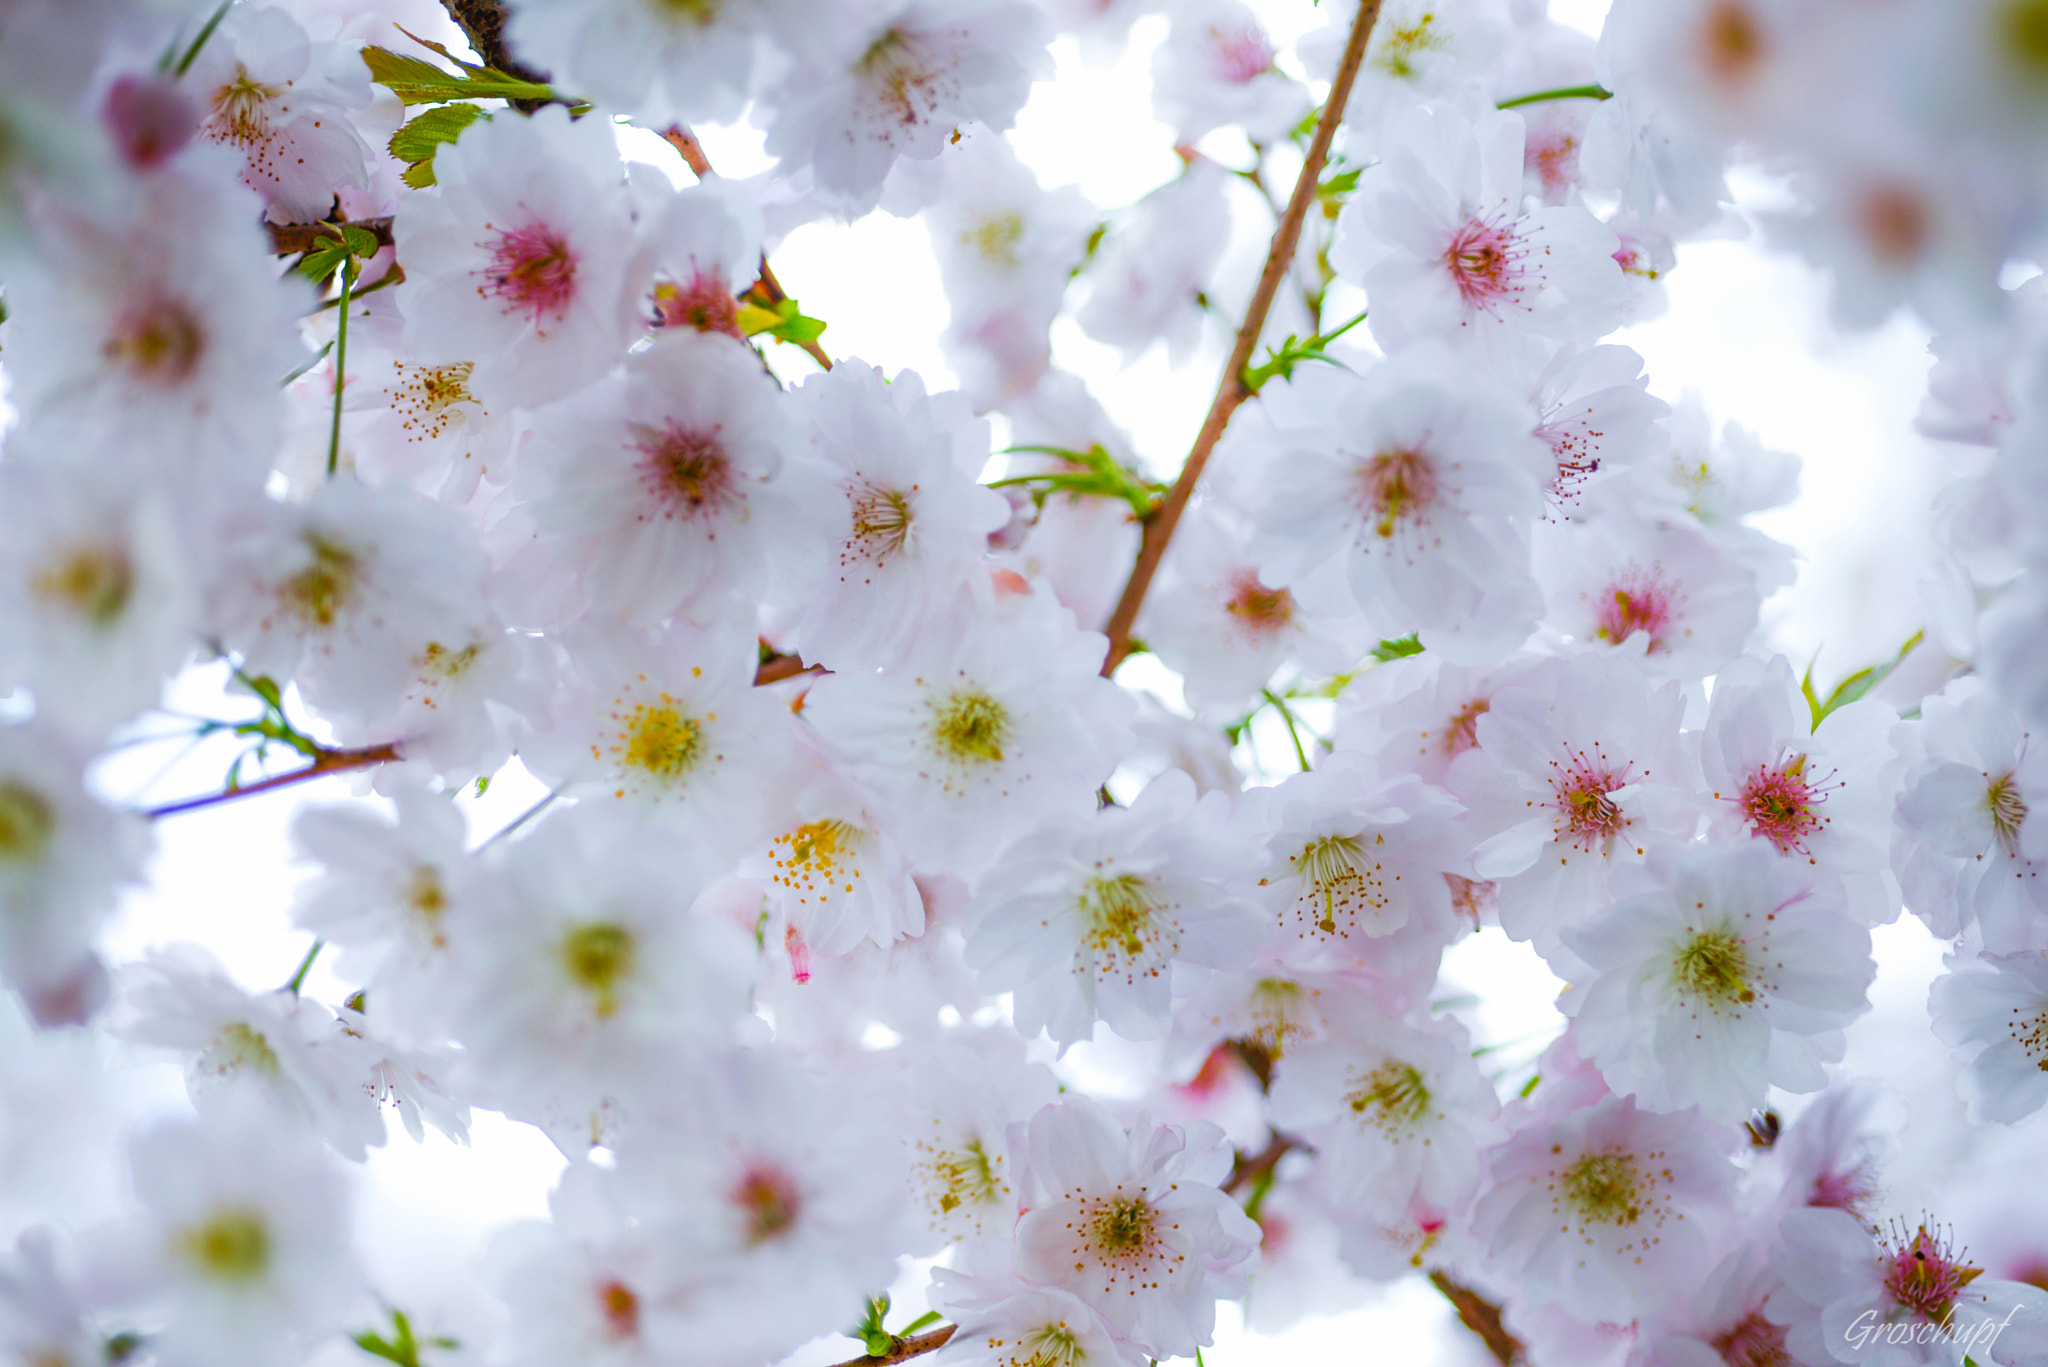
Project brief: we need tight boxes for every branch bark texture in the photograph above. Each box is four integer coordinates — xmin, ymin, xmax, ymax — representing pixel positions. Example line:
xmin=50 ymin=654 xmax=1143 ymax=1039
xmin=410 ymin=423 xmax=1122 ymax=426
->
xmin=1097 ymin=0 xmax=1385 ymax=676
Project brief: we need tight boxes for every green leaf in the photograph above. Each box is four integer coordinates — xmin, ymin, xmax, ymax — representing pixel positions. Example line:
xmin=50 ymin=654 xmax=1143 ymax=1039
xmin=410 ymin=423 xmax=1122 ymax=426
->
xmin=1371 ymin=634 xmax=1424 ymax=663
xmin=1241 ymin=308 xmax=1367 ymax=395
xmin=1519 ymin=1073 xmax=1541 ymax=1098
xmin=473 ymin=775 xmax=490 ymax=797
xmin=389 ymin=103 xmax=488 ymax=187
xmin=986 ymin=445 xmax=1162 ymax=522
xmin=341 ymin=225 xmax=381 ymax=257
xmin=1802 ymin=630 xmax=1923 ymax=730
xmin=900 ymin=1311 xmax=943 ymax=1336
xmin=360 ymin=45 xmax=554 ymax=106
xmin=297 ymin=245 xmax=349 ymax=282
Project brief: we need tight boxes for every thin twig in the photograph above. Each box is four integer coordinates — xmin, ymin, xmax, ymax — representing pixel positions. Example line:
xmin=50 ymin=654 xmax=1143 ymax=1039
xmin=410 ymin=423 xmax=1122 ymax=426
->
xmin=754 ymin=653 xmax=820 ymax=686
xmin=661 ymin=124 xmax=835 ymax=372
xmin=270 ymin=217 xmax=394 ymax=257
xmin=144 ymin=743 xmax=402 ymax=820
xmin=1096 ymin=0 xmax=1385 ymax=676
xmin=1222 ymin=1131 xmax=1299 ymax=1196
xmin=825 ymin=1326 xmax=956 ymax=1367
xmin=1428 ymin=1272 xmax=1524 ymax=1365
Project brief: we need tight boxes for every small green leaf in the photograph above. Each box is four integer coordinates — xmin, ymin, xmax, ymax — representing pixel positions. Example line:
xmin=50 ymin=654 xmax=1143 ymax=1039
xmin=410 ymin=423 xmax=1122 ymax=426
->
xmin=1804 ymin=630 xmax=1923 ymax=730
xmin=360 ymin=45 xmax=554 ymax=106
xmin=341 ymin=225 xmax=382 ymax=257
xmin=388 ymin=103 xmax=488 ymax=186
xmin=899 ymin=1311 xmax=943 ymax=1336
xmin=770 ymin=313 xmax=828 ymax=345
xmin=1371 ymin=634 xmax=1424 ymax=663
xmin=244 ymin=674 xmax=285 ymax=711
xmin=473 ymin=775 xmax=490 ymax=797
xmin=297 ymin=245 xmax=349 ymax=282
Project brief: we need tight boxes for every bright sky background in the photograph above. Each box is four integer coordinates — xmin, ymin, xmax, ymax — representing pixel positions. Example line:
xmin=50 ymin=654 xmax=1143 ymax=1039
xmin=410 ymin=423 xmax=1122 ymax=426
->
xmin=77 ymin=0 xmax=2003 ymax=1363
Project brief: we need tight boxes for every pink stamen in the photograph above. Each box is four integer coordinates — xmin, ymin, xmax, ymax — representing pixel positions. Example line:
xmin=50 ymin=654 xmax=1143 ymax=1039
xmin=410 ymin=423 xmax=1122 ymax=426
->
xmin=1207 ymin=23 xmax=1275 ymax=83
xmin=1223 ymin=571 xmax=1296 ymax=640
xmin=651 ymin=268 xmax=743 ymax=339
xmin=1881 ymin=1222 xmax=1981 ymax=1324
xmin=596 ymin=1281 xmax=639 ymax=1340
xmin=1547 ymin=745 xmax=1635 ymax=851
xmin=1734 ymin=755 xmax=1834 ymax=858
xmin=481 ymin=222 xmax=578 ymax=323
xmin=1442 ymin=213 xmax=1531 ymax=313
xmin=1710 ymin=1311 xmax=1790 ymax=1367
xmin=1593 ymin=565 xmax=1679 ymax=651
xmin=1358 ymin=447 xmax=1440 ymax=540
xmin=632 ymin=423 xmax=735 ymax=523
xmin=784 ymin=924 xmax=811 ymax=985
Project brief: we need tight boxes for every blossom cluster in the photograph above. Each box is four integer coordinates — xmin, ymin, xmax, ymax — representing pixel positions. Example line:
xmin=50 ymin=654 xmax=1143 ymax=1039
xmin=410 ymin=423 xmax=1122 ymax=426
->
xmin=0 ymin=1 xmax=2046 ymax=1366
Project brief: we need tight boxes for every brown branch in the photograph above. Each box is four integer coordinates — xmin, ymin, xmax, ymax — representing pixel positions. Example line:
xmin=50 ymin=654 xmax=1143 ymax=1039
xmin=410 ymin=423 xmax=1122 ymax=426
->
xmin=1429 ymin=1272 xmax=1524 ymax=1365
xmin=1222 ymin=1130 xmax=1297 ymax=1196
xmin=662 ymin=123 xmax=835 ymax=372
xmin=754 ymin=653 xmax=820 ymax=686
xmin=659 ymin=124 xmax=713 ymax=179
xmin=1096 ymin=0 xmax=1384 ymax=676
xmin=144 ymin=743 xmax=402 ymax=820
xmin=826 ymin=1326 xmax=956 ymax=1367
xmin=438 ymin=0 xmax=552 ymax=104
xmin=269 ymin=217 xmax=394 ymax=257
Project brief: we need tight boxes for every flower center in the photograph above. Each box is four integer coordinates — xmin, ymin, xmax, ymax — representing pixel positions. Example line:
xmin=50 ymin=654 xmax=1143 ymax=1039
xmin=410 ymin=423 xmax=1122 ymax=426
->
xmin=856 ymin=28 xmax=942 ymax=126
xmin=617 ymin=698 xmax=703 ymax=783
xmin=2005 ymin=0 xmax=2048 ymax=81
xmin=1552 ymin=750 xmax=1633 ymax=850
xmin=1881 ymin=1223 xmax=1981 ymax=1325
xmin=1859 ymin=185 xmax=1931 ymax=267
xmin=597 ymin=1280 xmax=639 ymax=1340
xmin=1737 ymin=756 xmax=1828 ymax=855
xmin=406 ymin=866 xmax=448 ymax=946
xmin=1289 ymin=833 xmax=1396 ymax=938
xmin=206 ymin=67 xmax=280 ymax=146
xmin=770 ymin=818 xmax=867 ymax=903
xmin=1671 ymin=928 xmax=1756 ymax=1006
xmin=1224 ymin=571 xmax=1295 ymax=638
xmin=919 ymin=1137 xmax=1003 ymax=1218
xmin=965 ymin=212 xmax=1026 ymax=267
xmin=183 ymin=1208 xmax=270 ymax=1283
xmin=732 ymin=1163 xmax=801 ymax=1245
xmin=0 ymin=781 xmax=56 ymax=865
xmin=654 ymin=0 xmax=721 ymax=24
xmin=1347 ymin=1059 xmax=1432 ymax=1134
xmin=385 ymin=361 xmax=481 ymax=443
xmin=560 ymin=922 xmax=635 ymax=1019
xmin=1561 ymin=1151 xmax=1643 ymax=1226
xmin=651 ymin=270 xmax=743 ymax=337
xmin=1443 ymin=698 xmax=1490 ymax=758
xmin=417 ymin=641 xmax=482 ymax=680
xmin=1700 ymin=0 xmax=1765 ymax=85
xmin=1207 ymin=21 xmax=1275 ymax=82
xmin=108 ymin=297 xmax=206 ymax=384
xmin=1007 ymin=1324 xmax=1087 ymax=1367
xmin=483 ymin=223 xmax=578 ymax=323
xmin=1359 ymin=447 xmax=1439 ymax=538
xmin=1247 ymin=977 xmax=1310 ymax=1055
xmin=1374 ymin=13 xmax=1442 ymax=78
xmin=1444 ymin=216 xmax=1521 ymax=308
xmin=1986 ymin=772 xmax=2029 ymax=858
xmin=930 ymin=688 xmax=1010 ymax=765
xmin=1593 ymin=566 xmax=1678 ymax=649
xmin=1086 ymin=1195 xmax=1156 ymax=1260
xmin=1079 ymin=873 xmax=1172 ymax=973
xmin=280 ymin=533 xmax=360 ymax=629
xmin=634 ymin=424 xmax=735 ymax=520
xmin=2009 ymin=1006 xmax=2048 ymax=1072
xmin=34 ymin=545 xmax=134 ymax=627
xmin=846 ymin=480 xmax=916 ymax=566
xmin=1710 ymin=1312 xmax=1791 ymax=1367
xmin=199 ymin=1021 xmax=279 ymax=1079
